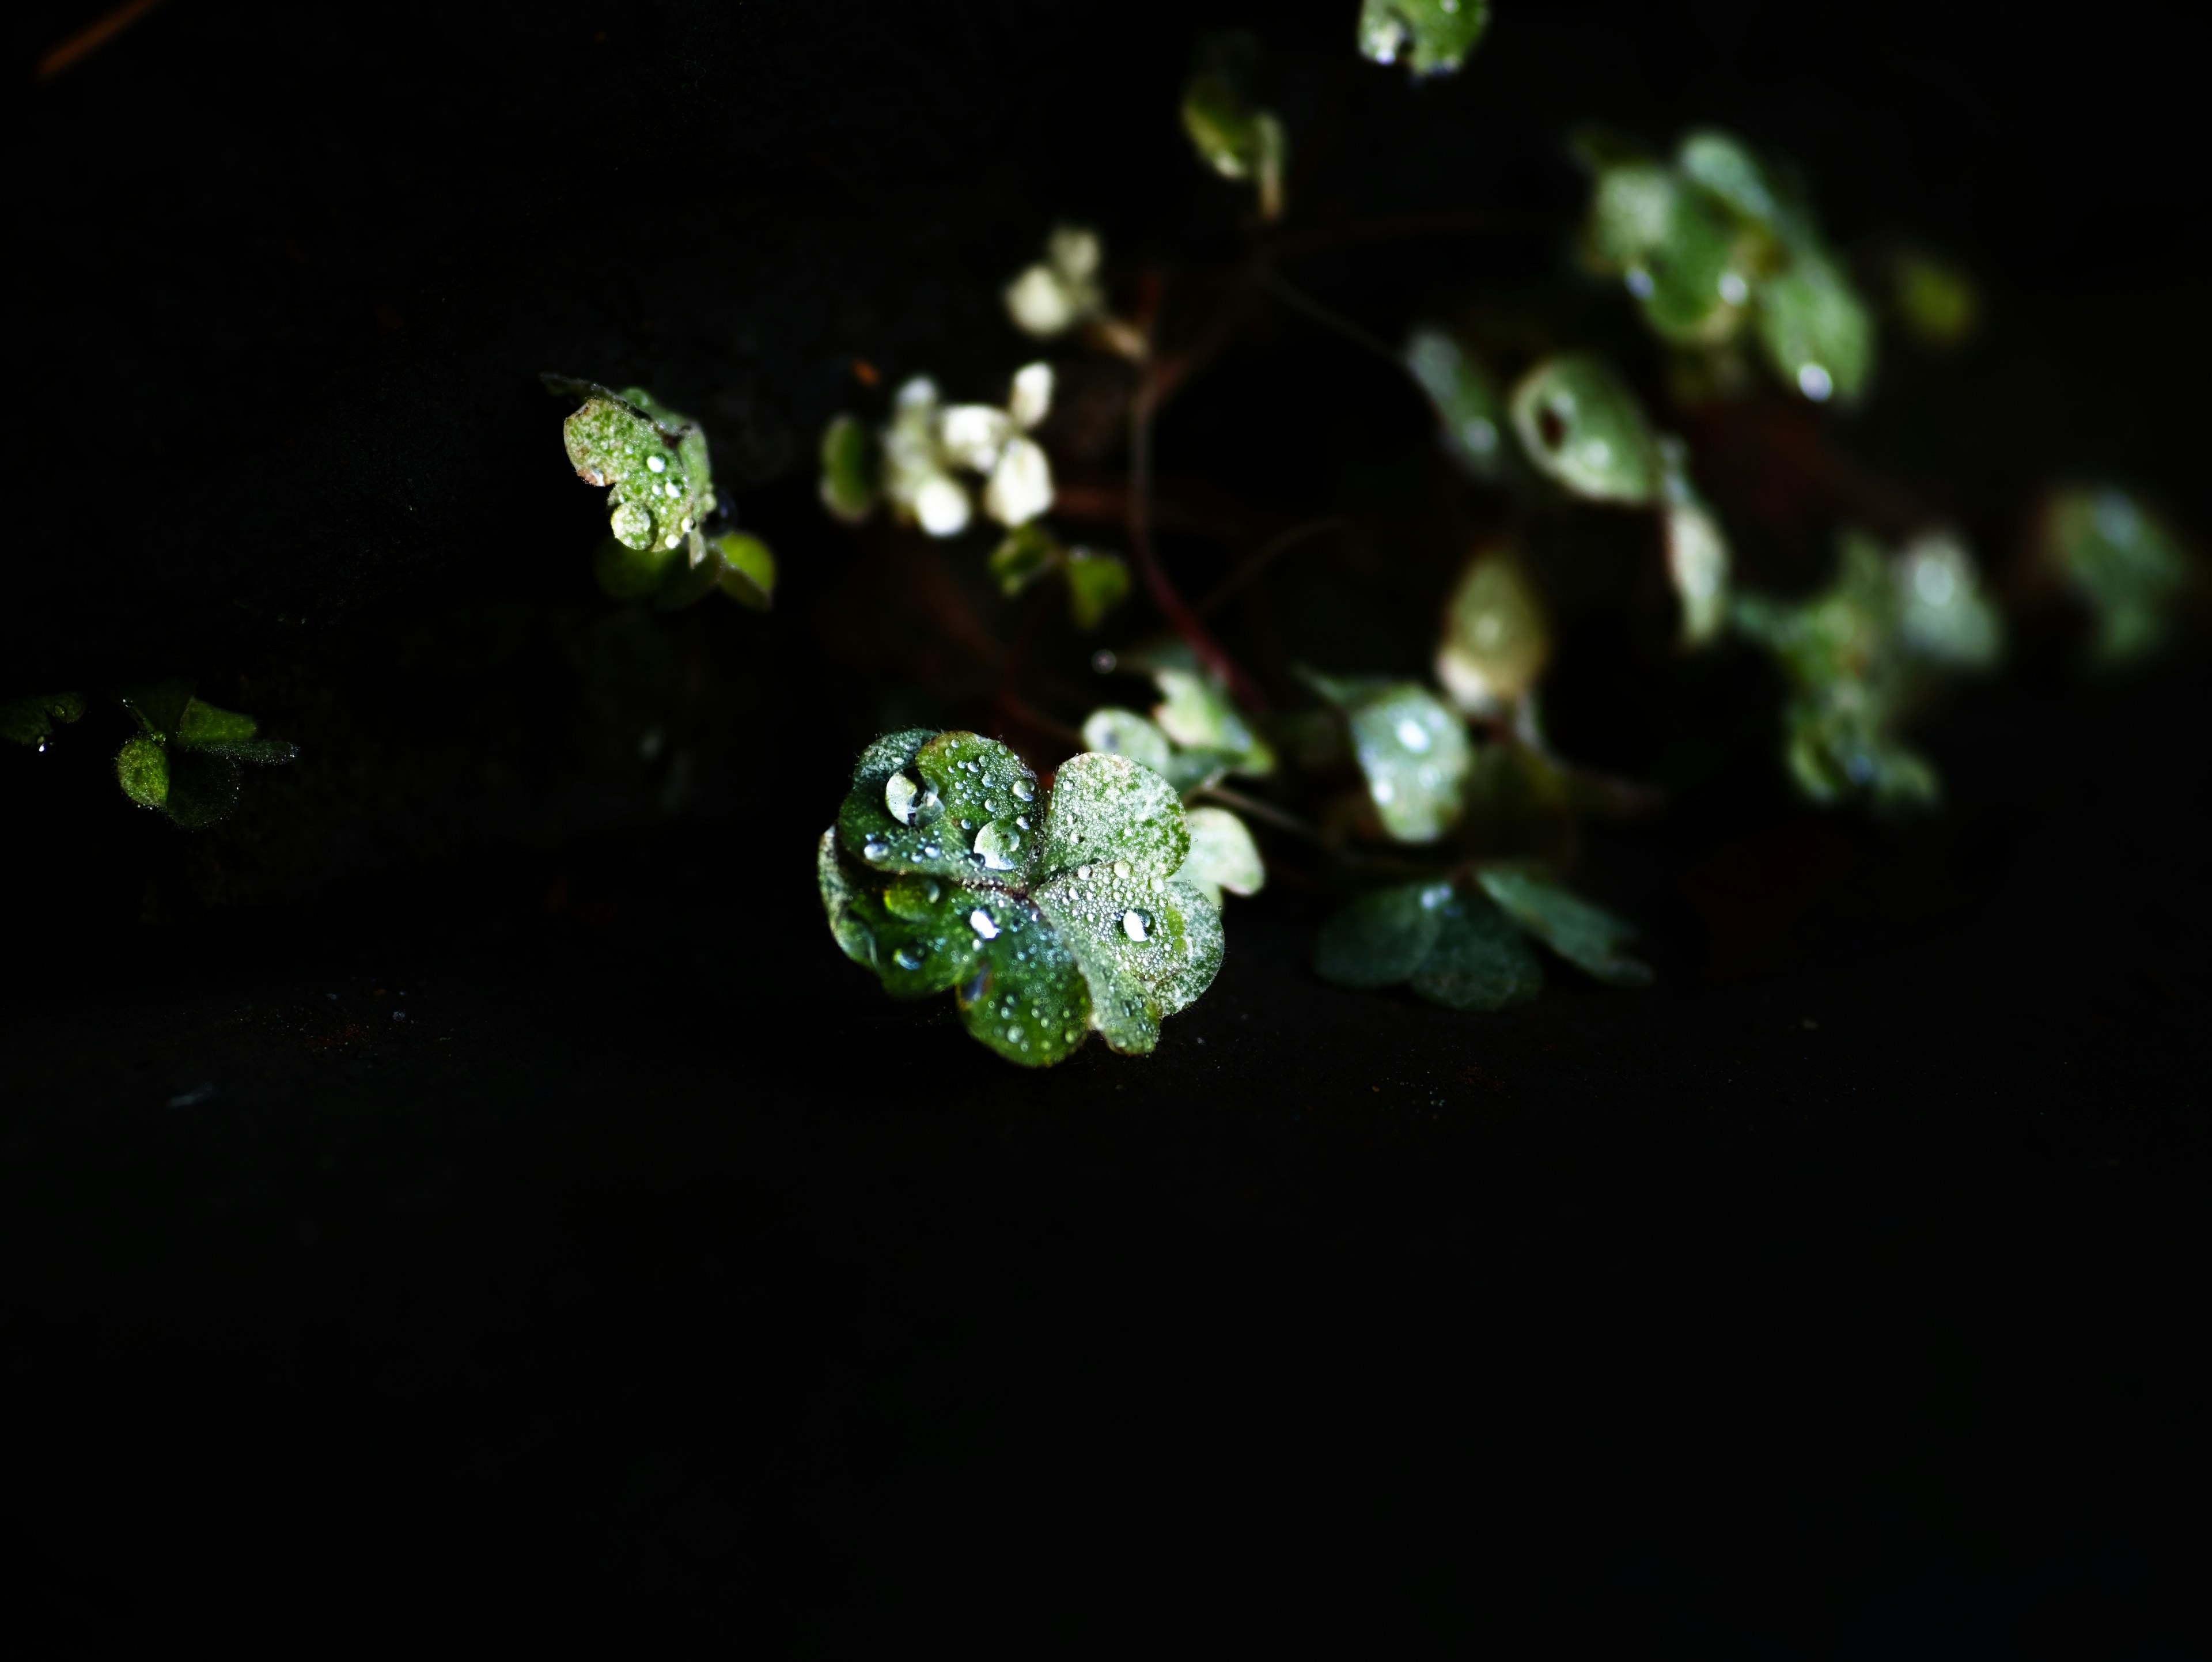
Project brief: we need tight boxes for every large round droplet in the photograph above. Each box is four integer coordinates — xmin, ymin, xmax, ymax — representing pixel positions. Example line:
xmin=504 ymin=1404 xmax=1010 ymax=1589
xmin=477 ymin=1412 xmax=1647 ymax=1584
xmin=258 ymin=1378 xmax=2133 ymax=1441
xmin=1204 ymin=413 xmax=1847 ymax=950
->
xmin=969 ymin=908 xmax=1001 ymax=941
xmin=974 ymin=820 xmax=1021 ymax=872
xmin=1121 ymin=908 xmax=1151 ymax=944
xmin=1010 ymin=778 xmax=1035 ymax=802
xmin=893 ymin=944 xmax=926 ymax=971
xmin=885 ymin=770 xmax=942 ymax=827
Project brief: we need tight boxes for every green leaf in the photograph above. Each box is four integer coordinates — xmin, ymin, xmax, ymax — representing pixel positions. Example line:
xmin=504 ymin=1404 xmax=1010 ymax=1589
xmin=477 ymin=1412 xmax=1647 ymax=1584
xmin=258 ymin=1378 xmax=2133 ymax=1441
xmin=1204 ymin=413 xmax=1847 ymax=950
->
xmin=1312 ymin=880 xmax=1541 ymax=1011
xmin=989 ymin=523 xmax=1062 ymax=595
xmin=1181 ymin=32 xmax=1286 ymax=219
xmin=713 ymin=532 xmax=777 ymax=610
xmin=819 ymin=413 xmax=878 ymax=524
xmin=1658 ymin=441 xmax=1732 ymax=648
xmin=1181 ymin=805 xmax=1266 ymax=904
xmin=1005 ymin=225 xmax=1106 ymax=340
xmin=1409 ymin=889 xmax=1544 ymax=1011
xmin=1890 ymin=251 xmax=1979 ymax=349
xmin=1509 ymin=354 xmax=1662 ymax=505
xmin=1435 ymin=546 xmax=1550 ymax=711
xmin=162 ymin=749 xmax=243 ymax=830
xmin=1065 ymin=550 xmax=1130 ymax=631
xmin=1895 ymin=534 xmax=1998 ymax=670
xmin=1754 ymin=249 xmax=1874 ymax=404
xmin=1304 ymin=673 xmax=1473 ymax=843
xmin=1357 ymin=0 xmax=1489 ymax=77
xmin=1135 ymin=642 xmax=1277 ymax=779
xmin=1405 ymin=328 xmax=1507 ymax=479
xmin=1674 ymin=128 xmax=1792 ymax=237
xmin=553 ymin=378 xmax=717 ymax=566
xmin=1475 ymin=869 xmax=1652 ymax=987
xmin=173 ymin=699 xmax=256 ymax=752
xmin=822 ymin=734 xmax=1223 ymax=1063
xmin=1587 ymin=162 xmax=1752 ymax=344
xmin=0 ymin=691 xmax=85 ymax=747
xmin=2040 ymin=486 xmax=2195 ymax=670
xmin=116 ymin=678 xmax=195 ymax=741
xmin=116 ymin=733 xmax=169 ymax=809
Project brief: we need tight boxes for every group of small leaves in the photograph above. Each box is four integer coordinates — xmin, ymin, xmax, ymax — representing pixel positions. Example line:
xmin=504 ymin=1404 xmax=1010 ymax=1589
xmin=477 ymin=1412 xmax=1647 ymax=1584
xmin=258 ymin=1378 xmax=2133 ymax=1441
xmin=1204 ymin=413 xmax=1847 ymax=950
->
xmin=3 ymin=682 xmax=296 ymax=829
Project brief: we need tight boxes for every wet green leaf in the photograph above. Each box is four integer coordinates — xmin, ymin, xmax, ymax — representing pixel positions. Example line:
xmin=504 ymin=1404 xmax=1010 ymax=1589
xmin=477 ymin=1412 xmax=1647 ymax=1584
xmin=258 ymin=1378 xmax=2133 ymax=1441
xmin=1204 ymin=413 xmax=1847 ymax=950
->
xmin=1314 ymin=883 xmax=1445 ymax=989
xmin=1509 ymin=355 xmax=1662 ymax=505
xmin=821 ymin=732 xmax=1222 ymax=1063
xmin=1658 ymin=440 xmax=1731 ymax=648
xmin=1435 ymin=545 xmax=1550 ymax=711
xmin=819 ymin=413 xmax=877 ymax=523
xmin=1405 ymin=328 xmax=1507 ymax=480
xmin=1304 ymin=673 xmax=1473 ymax=843
xmin=1587 ymin=162 xmax=1751 ymax=344
xmin=1674 ymin=128 xmax=1797 ymax=238
xmin=551 ymin=377 xmax=717 ymax=566
xmin=989 ymin=523 xmax=1061 ymax=595
xmin=1475 ymin=869 xmax=1652 ymax=987
xmin=1080 ymin=707 xmax=1179 ymax=780
xmin=115 ymin=733 xmax=168 ymax=809
xmin=0 ymin=690 xmax=85 ymax=748
xmin=1129 ymin=641 xmax=1277 ymax=779
xmin=1753 ymin=249 xmax=1874 ymax=404
xmin=1181 ymin=805 xmax=1266 ymax=904
xmin=1182 ymin=32 xmax=1286 ymax=219
xmin=1357 ymin=0 xmax=1490 ymax=77
xmin=1065 ymin=550 xmax=1130 ymax=631
xmin=714 ymin=532 xmax=777 ymax=610
xmin=2040 ymin=486 xmax=2195 ymax=670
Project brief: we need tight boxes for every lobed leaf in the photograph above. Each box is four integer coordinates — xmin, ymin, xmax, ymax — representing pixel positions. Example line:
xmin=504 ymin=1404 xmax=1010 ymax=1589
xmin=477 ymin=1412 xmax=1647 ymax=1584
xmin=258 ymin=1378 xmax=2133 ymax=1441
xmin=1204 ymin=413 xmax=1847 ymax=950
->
xmin=1181 ymin=805 xmax=1266 ymax=904
xmin=554 ymin=379 xmax=718 ymax=566
xmin=1313 ymin=880 xmax=1544 ymax=1011
xmin=1475 ymin=869 xmax=1653 ymax=987
xmin=1304 ymin=672 xmax=1472 ymax=843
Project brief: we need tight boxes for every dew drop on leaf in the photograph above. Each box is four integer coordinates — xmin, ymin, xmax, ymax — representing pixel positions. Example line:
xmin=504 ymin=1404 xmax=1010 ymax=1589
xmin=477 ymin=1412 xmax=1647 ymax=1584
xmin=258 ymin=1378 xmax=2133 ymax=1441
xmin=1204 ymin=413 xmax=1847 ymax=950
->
xmin=970 ymin=908 xmax=1001 ymax=940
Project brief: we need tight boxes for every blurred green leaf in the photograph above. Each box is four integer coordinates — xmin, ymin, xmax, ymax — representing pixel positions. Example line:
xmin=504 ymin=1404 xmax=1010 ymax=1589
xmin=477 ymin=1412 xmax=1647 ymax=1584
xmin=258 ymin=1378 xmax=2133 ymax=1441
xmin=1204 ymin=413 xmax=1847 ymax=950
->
xmin=162 ymin=748 xmax=243 ymax=830
xmin=990 ymin=523 xmax=1062 ymax=595
xmin=1890 ymin=250 xmax=1979 ymax=349
xmin=1313 ymin=880 xmax=1543 ymax=1012
xmin=1065 ymin=550 xmax=1130 ymax=631
xmin=2040 ymin=486 xmax=2195 ymax=671
xmin=714 ymin=532 xmax=777 ymax=610
xmin=1131 ymin=641 xmax=1277 ymax=778
xmin=1435 ymin=544 xmax=1550 ymax=711
xmin=551 ymin=377 xmax=717 ymax=566
xmin=1357 ymin=0 xmax=1489 ymax=77
xmin=819 ymin=413 xmax=877 ymax=524
xmin=1587 ymin=162 xmax=1752 ymax=344
xmin=116 ymin=678 xmax=195 ymax=741
xmin=1755 ymin=249 xmax=1874 ymax=404
xmin=0 ymin=690 xmax=85 ymax=748
xmin=1181 ymin=805 xmax=1266 ymax=904
xmin=1303 ymin=672 xmax=1473 ymax=843
xmin=1405 ymin=328 xmax=1508 ymax=479
xmin=1509 ymin=354 xmax=1662 ymax=504
xmin=821 ymin=732 xmax=1224 ymax=1063
xmin=1658 ymin=438 xmax=1732 ymax=647
xmin=1182 ymin=32 xmax=1287 ymax=220
xmin=1005 ymin=225 xmax=1107 ymax=339
xmin=1475 ymin=869 xmax=1652 ymax=987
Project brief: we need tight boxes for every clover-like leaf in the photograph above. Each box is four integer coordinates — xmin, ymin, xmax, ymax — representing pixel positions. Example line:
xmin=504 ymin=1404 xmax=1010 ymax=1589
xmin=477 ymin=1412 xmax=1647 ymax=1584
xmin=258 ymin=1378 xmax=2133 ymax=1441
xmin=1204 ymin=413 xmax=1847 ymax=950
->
xmin=1509 ymin=354 xmax=1662 ymax=505
xmin=1313 ymin=881 xmax=1542 ymax=1012
xmin=1 ymin=690 xmax=85 ymax=749
xmin=1181 ymin=805 xmax=1266 ymax=905
xmin=2037 ymin=486 xmax=2195 ymax=670
xmin=1435 ymin=544 xmax=1550 ymax=711
xmin=821 ymin=732 xmax=1223 ymax=1063
xmin=1405 ymin=327 xmax=1507 ymax=480
xmin=1182 ymin=32 xmax=1286 ymax=221
xmin=1475 ymin=869 xmax=1652 ymax=987
xmin=1303 ymin=672 xmax=1473 ymax=843
xmin=551 ymin=376 xmax=718 ymax=566
xmin=1754 ymin=249 xmax=1874 ymax=404
xmin=1586 ymin=162 xmax=1752 ymax=344
xmin=1124 ymin=642 xmax=1277 ymax=780
xmin=1357 ymin=0 xmax=1489 ymax=77
xmin=109 ymin=687 xmax=294 ymax=830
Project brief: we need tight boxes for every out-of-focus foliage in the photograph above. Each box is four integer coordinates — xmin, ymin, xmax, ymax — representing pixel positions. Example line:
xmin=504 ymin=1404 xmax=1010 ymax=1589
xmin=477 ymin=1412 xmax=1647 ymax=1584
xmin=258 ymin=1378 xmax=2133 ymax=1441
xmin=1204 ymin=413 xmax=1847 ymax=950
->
xmin=1 ymin=690 xmax=86 ymax=749
xmin=1510 ymin=354 xmax=1662 ymax=503
xmin=991 ymin=524 xmax=1132 ymax=631
xmin=2036 ymin=486 xmax=2196 ymax=671
xmin=1301 ymin=671 xmax=1474 ymax=843
xmin=111 ymin=677 xmax=296 ymax=830
xmin=1889 ymin=250 xmax=1979 ymax=350
xmin=1734 ymin=530 xmax=2000 ymax=809
xmin=1005 ymin=225 xmax=1107 ymax=340
xmin=819 ymin=730 xmax=1224 ymax=1065
xmin=1182 ymin=31 xmax=1287 ymax=221
xmin=1576 ymin=127 xmax=1876 ymax=403
xmin=1435 ymin=545 xmax=1550 ymax=713
xmin=1357 ymin=0 xmax=1490 ymax=78
xmin=1474 ymin=869 xmax=1652 ymax=986
xmin=1314 ymin=880 xmax=1541 ymax=1010
xmin=1181 ymin=804 xmax=1266 ymax=904
xmin=1406 ymin=327 xmax=1508 ymax=481
xmin=1657 ymin=437 xmax=1732 ymax=646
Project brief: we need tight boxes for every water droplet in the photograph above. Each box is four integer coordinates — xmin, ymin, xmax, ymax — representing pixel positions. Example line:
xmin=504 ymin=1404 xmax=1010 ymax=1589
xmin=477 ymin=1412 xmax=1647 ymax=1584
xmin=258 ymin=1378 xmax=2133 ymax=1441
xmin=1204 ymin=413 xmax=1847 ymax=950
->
xmin=974 ymin=821 xmax=1021 ymax=871
xmin=647 ymin=456 xmax=666 ymax=473
xmin=1625 ymin=268 xmax=1654 ymax=300
xmin=1395 ymin=717 xmax=1431 ymax=752
xmin=1718 ymin=271 xmax=1749 ymax=306
xmin=1011 ymin=777 xmax=1035 ymax=801
xmin=969 ymin=908 xmax=1001 ymax=941
xmin=1014 ymin=816 xmax=1029 ymax=831
xmin=960 ymin=819 xmax=974 ymax=830
xmin=1112 ymin=859 xmax=1131 ymax=879
xmin=961 ymin=968 xmax=990 ymax=1005
xmin=1797 ymin=363 xmax=1834 ymax=402
xmin=1121 ymin=908 xmax=1150 ymax=943
xmin=863 ymin=839 xmax=891 ymax=860
xmin=1077 ymin=865 xmax=1092 ymax=880
xmin=884 ymin=770 xmax=942 ymax=826
xmin=893 ymin=944 xmax=926 ymax=970
xmin=923 ymin=880 xmax=941 ymax=902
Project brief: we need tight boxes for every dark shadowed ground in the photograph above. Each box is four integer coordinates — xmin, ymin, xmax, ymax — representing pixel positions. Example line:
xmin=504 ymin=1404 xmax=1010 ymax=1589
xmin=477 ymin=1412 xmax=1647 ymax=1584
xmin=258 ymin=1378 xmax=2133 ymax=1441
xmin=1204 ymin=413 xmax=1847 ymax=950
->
xmin=6 ymin=2 xmax=2205 ymax=1650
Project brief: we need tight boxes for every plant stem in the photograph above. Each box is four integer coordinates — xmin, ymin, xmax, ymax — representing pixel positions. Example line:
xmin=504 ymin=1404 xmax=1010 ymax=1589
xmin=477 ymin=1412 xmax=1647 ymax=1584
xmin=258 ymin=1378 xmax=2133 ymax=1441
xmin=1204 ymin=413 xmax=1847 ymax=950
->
xmin=1196 ymin=517 xmax=1351 ymax=618
xmin=1193 ymin=782 xmax=1320 ymax=841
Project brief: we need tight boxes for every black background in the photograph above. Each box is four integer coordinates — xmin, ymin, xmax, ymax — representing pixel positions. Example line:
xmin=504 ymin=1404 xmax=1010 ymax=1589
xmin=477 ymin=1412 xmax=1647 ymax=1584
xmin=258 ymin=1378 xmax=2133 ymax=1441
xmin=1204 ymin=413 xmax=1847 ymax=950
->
xmin=6 ymin=1 xmax=2205 ymax=1650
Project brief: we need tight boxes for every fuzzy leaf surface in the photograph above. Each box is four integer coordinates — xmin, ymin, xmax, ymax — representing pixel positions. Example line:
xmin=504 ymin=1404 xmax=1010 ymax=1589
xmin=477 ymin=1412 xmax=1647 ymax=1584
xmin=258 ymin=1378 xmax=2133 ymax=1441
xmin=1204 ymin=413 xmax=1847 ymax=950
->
xmin=1476 ymin=870 xmax=1653 ymax=987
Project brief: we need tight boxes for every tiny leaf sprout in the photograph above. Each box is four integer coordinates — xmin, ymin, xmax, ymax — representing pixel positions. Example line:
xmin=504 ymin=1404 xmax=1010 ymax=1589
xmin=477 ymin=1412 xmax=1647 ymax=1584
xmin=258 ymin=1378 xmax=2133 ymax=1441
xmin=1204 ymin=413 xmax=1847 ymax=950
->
xmin=820 ymin=730 xmax=1225 ymax=1065
xmin=1181 ymin=31 xmax=1287 ymax=221
xmin=1358 ymin=0 xmax=1491 ymax=78
xmin=111 ymin=678 xmax=297 ymax=830
xmin=546 ymin=375 xmax=778 ymax=610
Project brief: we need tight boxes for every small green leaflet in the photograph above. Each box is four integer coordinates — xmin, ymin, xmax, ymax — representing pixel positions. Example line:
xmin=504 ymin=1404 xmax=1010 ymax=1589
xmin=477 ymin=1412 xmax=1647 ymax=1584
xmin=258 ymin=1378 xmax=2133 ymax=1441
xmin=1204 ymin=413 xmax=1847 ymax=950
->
xmin=1301 ymin=672 xmax=1473 ymax=844
xmin=111 ymin=679 xmax=296 ymax=829
xmin=1509 ymin=355 xmax=1662 ymax=505
xmin=1357 ymin=0 xmax=1491 ymax=79
xmin=2039 ymin=486 xmax=2195 ymax=670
